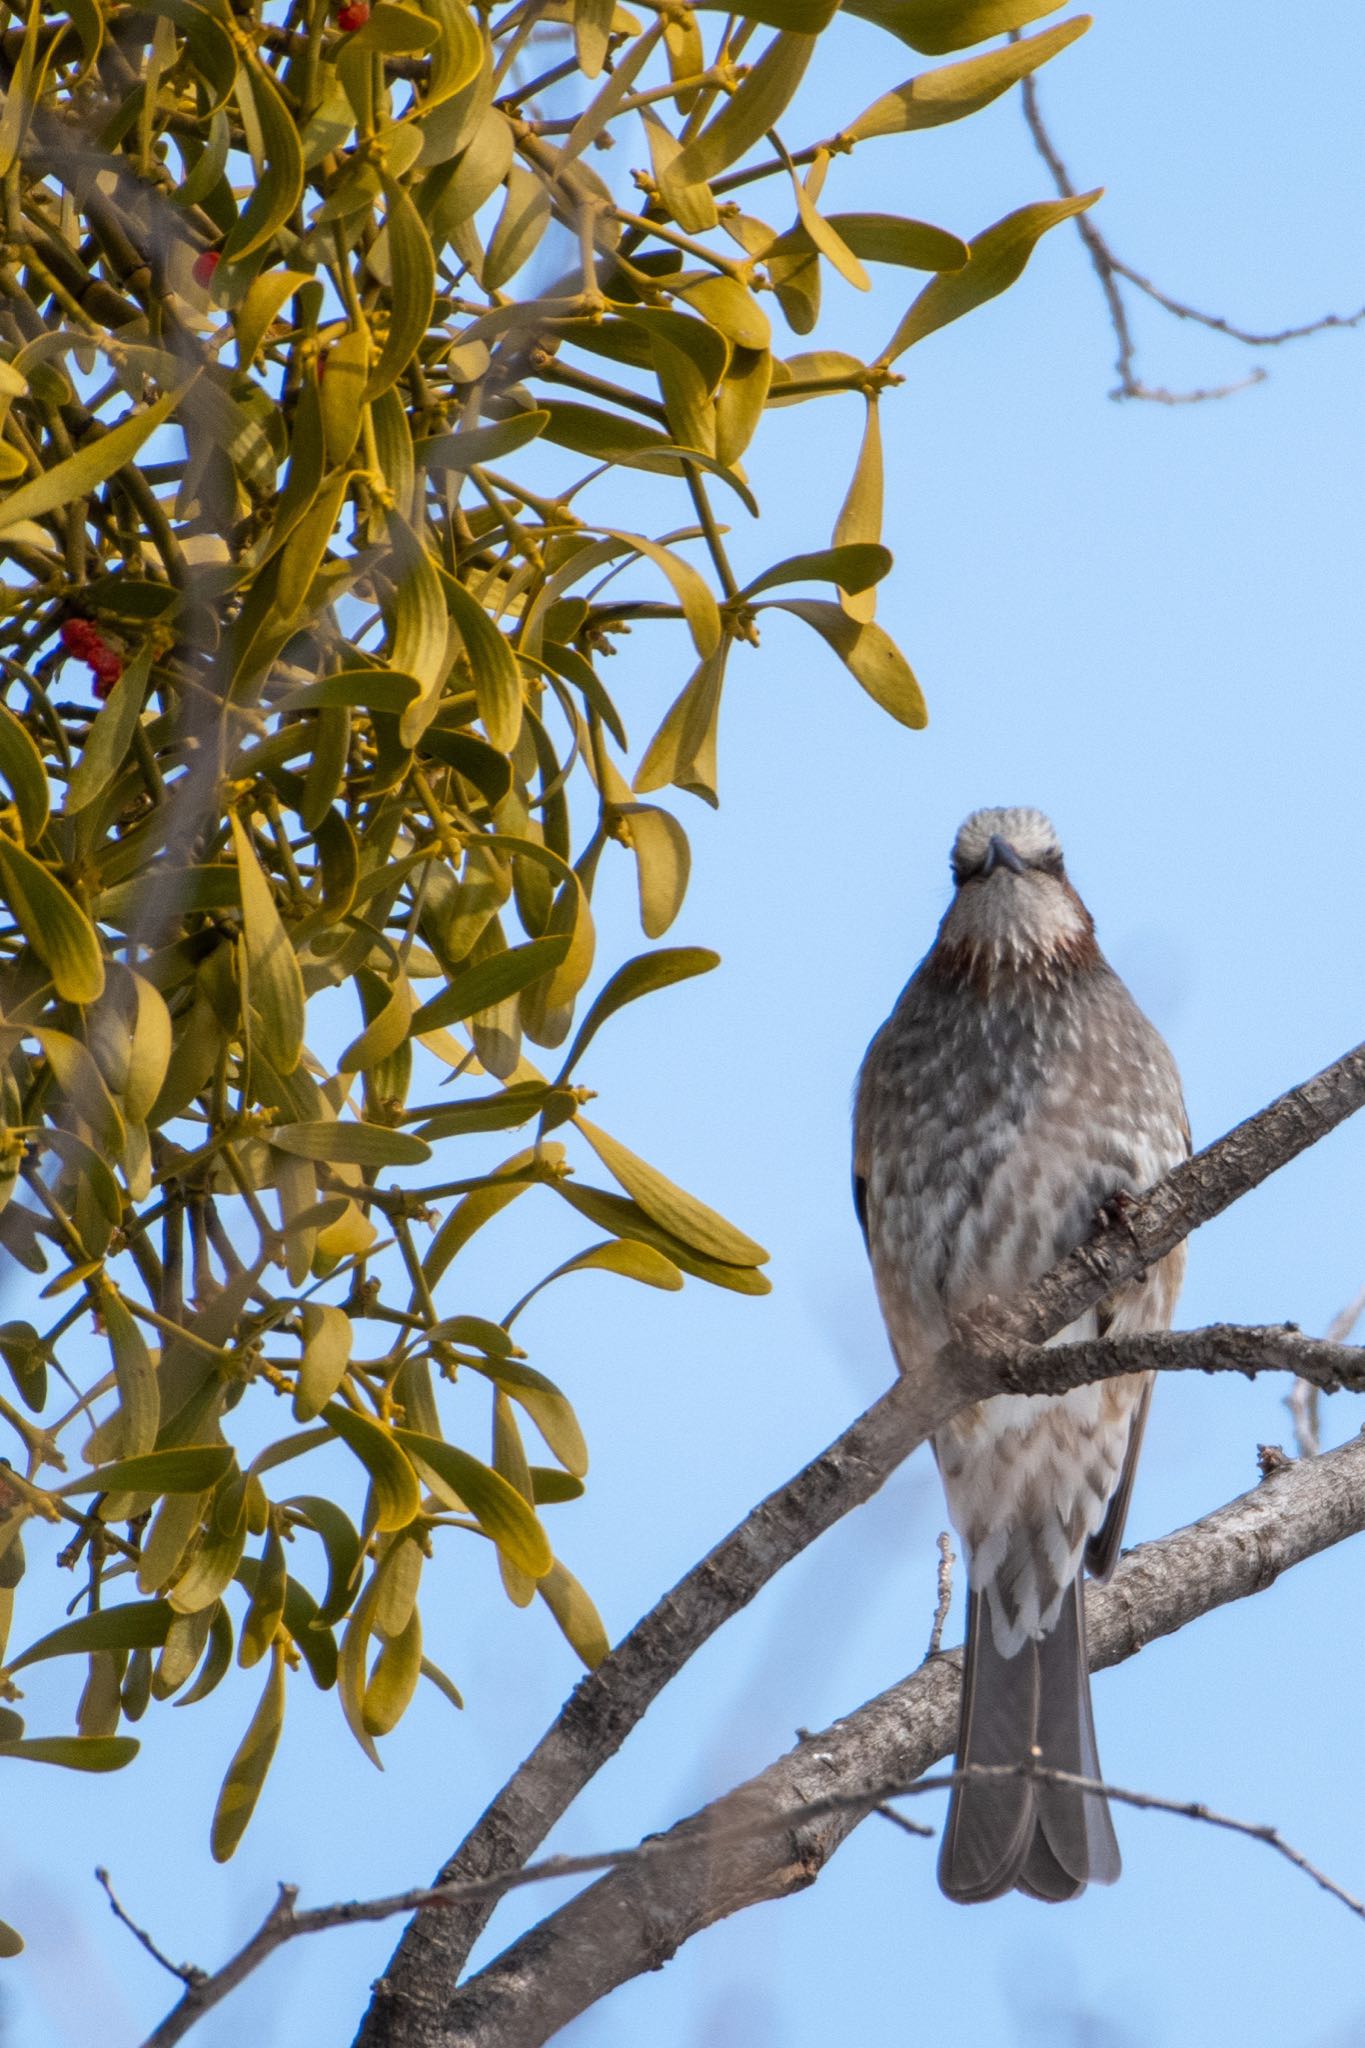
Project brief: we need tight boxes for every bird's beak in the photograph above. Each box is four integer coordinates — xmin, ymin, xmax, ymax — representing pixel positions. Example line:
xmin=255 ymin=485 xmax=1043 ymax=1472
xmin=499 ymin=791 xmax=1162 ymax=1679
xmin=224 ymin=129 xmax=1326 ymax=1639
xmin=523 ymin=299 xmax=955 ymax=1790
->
xmin=981 ymin=834 xmax=1026 ymax=877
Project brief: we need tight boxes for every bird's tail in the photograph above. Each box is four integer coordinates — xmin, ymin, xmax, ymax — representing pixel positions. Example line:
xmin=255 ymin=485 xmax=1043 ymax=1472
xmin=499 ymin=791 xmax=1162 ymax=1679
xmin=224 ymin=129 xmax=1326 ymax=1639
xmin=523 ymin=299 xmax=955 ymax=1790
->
xmin=937 ymin=1578 xmax=1120 ymax=1904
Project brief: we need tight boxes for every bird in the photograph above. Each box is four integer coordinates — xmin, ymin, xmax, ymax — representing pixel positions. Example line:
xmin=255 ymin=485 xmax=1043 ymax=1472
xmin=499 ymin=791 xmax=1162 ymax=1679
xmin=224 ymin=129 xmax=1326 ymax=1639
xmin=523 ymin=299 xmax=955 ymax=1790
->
xmin=853 ymin=806 xmax=1189 ymax=1903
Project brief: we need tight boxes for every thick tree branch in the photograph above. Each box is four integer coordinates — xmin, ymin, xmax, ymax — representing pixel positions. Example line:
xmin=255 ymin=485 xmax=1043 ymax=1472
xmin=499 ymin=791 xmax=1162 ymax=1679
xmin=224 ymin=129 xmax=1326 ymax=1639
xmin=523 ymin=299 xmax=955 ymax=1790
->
xmin=1010 ymin=1324 xmax=1365 ymax=1400
xmin=354 ymin=1036 xmax=1365 ymax=2048
xmin=442 ymin=1435 xmax=1365 ymax=2045
xmin=139 ymin=1415 xmax=1365 ymax=2046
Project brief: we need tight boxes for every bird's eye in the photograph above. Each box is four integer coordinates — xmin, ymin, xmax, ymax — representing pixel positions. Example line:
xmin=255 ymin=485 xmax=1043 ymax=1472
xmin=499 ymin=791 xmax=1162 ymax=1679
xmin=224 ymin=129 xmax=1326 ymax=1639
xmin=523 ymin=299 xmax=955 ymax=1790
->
xmin=1033 ymin=849 xmax=1064 ymax=876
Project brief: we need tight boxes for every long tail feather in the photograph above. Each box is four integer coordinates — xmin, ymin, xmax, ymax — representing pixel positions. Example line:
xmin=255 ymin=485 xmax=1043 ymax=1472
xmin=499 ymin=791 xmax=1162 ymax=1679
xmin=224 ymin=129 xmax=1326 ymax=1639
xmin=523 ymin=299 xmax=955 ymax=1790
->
xmin=939 ymin=1580 xmax=1119 ymax=1904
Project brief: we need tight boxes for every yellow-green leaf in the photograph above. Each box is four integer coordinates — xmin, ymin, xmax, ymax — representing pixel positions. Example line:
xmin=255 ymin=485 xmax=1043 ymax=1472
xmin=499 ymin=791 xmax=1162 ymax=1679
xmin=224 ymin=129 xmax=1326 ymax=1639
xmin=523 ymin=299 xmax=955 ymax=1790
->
xmin=842 ymin=0 xmax=1063 ymax=54
xmin=61 ymin=1446 xmax=233 ymax=1498
xmin=482 ymin=164 xmax=551 ymax=292
xmin=575 ymin=1116 xmax=768 ymax=1265
xmin=739 ymin=543 xmax=892 ymax=601
xmin=633 ymin=648 xmax=726 ymax=805
xmin=0 ymin=840 xmax=105 ymax=1002
xmin=325 ymin=1403 xmax=422 ymax=1531
xmin=619 ymin=804 xmax=691 ymax=938
xmin=362 ymin=1605 xmax=422 ymax=1734
xmin=573 ymin=0 xmax=612 ymax=77
xmin=556 ymin=946 xmax=718 ymax=1081
xmin=0 ymin=704 xmax=48 ymax=844
xmin=417 ymin=411 xmax=548 ymax=472
xmin=210 ymin=1641 xmax=285 ymax=1860
xmin=234 ymin=269 xmax=311 ymax=370
xmin=644 ymin=104 xmax=717 ymax=235
xmin=411 ymin=933 xmax=571 ymax=1034
xmin=369 ymin=175 xmax=437 ymax=399
xmin=543 ymin=1240 xmax=683 ymax=1300
xmin=832 ymin=399 xmax=884 ymax=622
xmin=337 ymin=1565 xmax=385 ymax=1765
xmin=124 ymin=973 xmax=174 ymax=1124
xmin=318 ymin=327 xmax=370 ymax=463
xmin=505 ymin=1237 xmax=683 ymax=1325
xmin=0 ymin=388 xmax=180 ymax=539
xmin=845 ymin=16 xmax=1089 ymax=138
xmin=492 ymin=1391 xmax=535 ymax=1605
xmin=6 ymin=1601 xmax=173 ymax=1673
xmin=419 ymin=1654 xmax=464 ymax=1712
xmin=442 ymin=573 xmax=523 ymax=752
xmin=239 ymin=1524 xmax=287 ymax=1668
xmin=339 ymin=972 xmax=413 ymax=1075
xmin=824 ymin=214 xmax=968 ymax=271
xmin=606 ymin=529 xmax=721 ymax=659
xmin=671 ymin=32 xmax=815 ymax=186
xmin=231 ymin=813 xmax=305 ymax=1072
xmin=769 ymin=598 xmax=928 ymax=728
xmin=880 ymin=191 xmax=1101 ymax=361
xmin=423 ymin=1144 xmax=553 ymax=1288
xmin=556 ymin=1180 xmax=771 ymax=1293
xmin=270 ymin=1119 xmax=430 ymax=1167
xmin=478 ymin=1362 xmax=588 ymax=1477
xmin=285 ymin=1494 xmax=362 ymax=1626
xmin=0 ymin=1735 xmax=140 ymax=1771
xmin=224 ymin=56 xmax=306 ymax=261
xmin=674 ymin=276 xmax=772 ymax=352
xmin=100 ymin=1287 xmax=159 ymax=1458
xmin=390 ymin=514 xmax=453 ymax=746
xmin=395 ymin=1429 xmax=552 ymax=1575
xmin=537 ymin=1558 xmax=609 ymax=1668
xmin=294 ymin=1304 xmax=354 ymax=1421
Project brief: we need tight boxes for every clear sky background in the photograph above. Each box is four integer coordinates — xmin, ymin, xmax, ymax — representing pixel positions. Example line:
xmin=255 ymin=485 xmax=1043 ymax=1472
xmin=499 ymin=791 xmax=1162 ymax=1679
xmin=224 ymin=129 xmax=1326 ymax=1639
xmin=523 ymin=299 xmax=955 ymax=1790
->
xmin=5 ymin=1 xmax=1365 ymax=2043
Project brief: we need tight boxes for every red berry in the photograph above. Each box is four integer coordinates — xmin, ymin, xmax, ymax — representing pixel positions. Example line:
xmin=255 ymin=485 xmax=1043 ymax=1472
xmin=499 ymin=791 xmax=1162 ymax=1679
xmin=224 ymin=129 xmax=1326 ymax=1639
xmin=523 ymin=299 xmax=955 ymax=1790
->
xmin=60 ymin=618 xmax=102 ymax=660
xmin=192 ymin=250 xmax=220 ymax=289
xmin=336 ymin=2 xmax=368 ymax=27
xmin=59 ymin=617 xmax=123 ymax=695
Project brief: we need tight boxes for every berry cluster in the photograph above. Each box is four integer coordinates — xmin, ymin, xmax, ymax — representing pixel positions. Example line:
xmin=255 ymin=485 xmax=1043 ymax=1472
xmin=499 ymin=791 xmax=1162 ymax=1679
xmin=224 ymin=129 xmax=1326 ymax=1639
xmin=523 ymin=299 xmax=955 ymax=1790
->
xmin=336 ymin=1 xmax=369 ymax=26
xmin=60 ymin=618 xmax=123 ymax=698
xmin=192 ymin=249 xmax=220 ymax=289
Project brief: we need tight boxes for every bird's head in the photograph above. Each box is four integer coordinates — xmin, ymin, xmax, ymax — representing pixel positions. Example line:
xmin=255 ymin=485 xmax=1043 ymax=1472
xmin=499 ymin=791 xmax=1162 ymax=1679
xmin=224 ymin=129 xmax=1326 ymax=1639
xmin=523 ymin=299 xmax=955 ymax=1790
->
xmin=933 ymin=806 xmax=1098 ymax=988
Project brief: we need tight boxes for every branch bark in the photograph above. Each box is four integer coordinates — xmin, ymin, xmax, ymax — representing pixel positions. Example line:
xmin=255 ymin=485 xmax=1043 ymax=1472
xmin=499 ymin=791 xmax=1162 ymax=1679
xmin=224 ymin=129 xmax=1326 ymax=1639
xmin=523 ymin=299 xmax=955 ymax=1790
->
xmin=354 ymin=1036 xmax=1365 ymax=2048
xmin=440 ymin=1434 xmax=1365 ymax=2045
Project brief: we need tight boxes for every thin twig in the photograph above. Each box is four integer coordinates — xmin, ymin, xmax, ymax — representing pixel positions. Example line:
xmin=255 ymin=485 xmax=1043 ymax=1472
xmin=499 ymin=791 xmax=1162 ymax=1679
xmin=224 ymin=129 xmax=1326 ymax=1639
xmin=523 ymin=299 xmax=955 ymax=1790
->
xmin=1290 ymin=1282 xmax=1365 ymax=1456
xmin=882 ymin=1762 xmax=1365 ymax=1924
xmin=1016 ymin=59 xmax=1365 ymax=403
xmin=131 ymin=1641 xmax=1365 ymax=2048
xmin=95 ymin=1868 xmax=207 ymax=1989
xmin=926 ymin=1530 xmax=954 ymax=1658
xmin=872 ymin=1804 xmax=934 ymax=1839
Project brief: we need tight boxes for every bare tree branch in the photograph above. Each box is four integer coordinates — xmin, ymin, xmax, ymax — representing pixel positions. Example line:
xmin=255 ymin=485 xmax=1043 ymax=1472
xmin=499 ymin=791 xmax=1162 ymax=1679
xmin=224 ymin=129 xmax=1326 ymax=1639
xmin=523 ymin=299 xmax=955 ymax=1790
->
xmin=353 ymin=1036 xmax=1365 ymax=2048
xmin=441 ymin=1434 xmax=1365 ymax=2046
xmin=1017 ymin=64 xmax=1365 ymax=403
xmin=134 ymin=1432 xmax=1365 ymax=2048
xmin=96 ymin=1869 xmax=206 ymax=1991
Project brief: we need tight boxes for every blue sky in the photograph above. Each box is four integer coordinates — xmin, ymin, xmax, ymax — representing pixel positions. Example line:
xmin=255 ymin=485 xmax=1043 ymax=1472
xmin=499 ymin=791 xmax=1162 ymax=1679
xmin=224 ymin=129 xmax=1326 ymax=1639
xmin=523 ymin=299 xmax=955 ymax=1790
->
xmin=5 ymin=1 xmax=1365 ymax=2044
